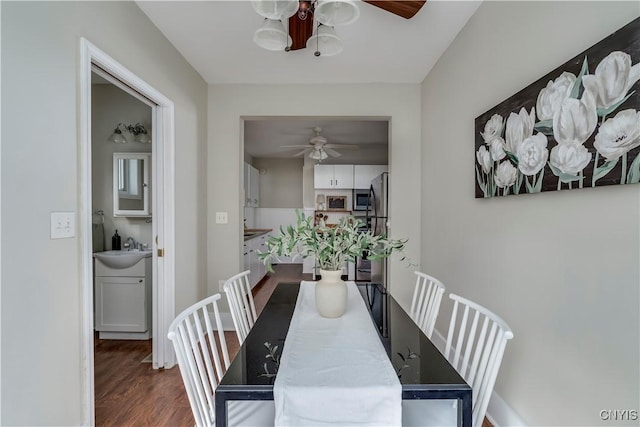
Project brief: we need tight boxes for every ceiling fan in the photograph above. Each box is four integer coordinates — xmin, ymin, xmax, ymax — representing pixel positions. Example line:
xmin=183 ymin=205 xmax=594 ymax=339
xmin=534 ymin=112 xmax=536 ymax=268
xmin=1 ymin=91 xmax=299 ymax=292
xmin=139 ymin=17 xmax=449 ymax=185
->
xmin=280 ymin=126 xmax=360 ymax=160
xmin=287 ymin=1 xmax=426 ymax=52
xmin=253 ymin=1 xmax=426 ymax=55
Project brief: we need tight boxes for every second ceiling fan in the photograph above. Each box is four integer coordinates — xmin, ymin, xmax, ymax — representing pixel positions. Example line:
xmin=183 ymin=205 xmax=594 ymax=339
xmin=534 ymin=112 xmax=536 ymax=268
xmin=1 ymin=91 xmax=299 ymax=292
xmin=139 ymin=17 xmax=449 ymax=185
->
xmin=252 ymin=0 xmax=426 ymax=55
xmin=280 ymin=126 xmax=360 ymax=160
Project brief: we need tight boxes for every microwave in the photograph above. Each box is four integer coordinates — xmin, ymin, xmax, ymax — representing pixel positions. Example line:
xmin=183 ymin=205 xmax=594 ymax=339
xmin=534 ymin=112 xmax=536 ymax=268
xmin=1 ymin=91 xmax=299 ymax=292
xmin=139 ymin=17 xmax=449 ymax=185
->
xmin=353 ymin=189 xmax=371 ymax=211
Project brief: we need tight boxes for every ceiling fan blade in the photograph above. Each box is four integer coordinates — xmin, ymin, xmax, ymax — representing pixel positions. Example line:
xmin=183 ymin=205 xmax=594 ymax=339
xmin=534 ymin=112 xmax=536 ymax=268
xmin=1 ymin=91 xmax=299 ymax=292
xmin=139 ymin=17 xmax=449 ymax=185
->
xmin=292 ymin=149 xmax=310 ymax=157
xmin=362 ymin=1 xmax=426 ymax=19
xmin=280 ymin=144 xmax=313 ymax=148
xmin=324 ymin=144 xmax=360 ymax=149
xmin=324 ymin=147 xmax=343 ymax=157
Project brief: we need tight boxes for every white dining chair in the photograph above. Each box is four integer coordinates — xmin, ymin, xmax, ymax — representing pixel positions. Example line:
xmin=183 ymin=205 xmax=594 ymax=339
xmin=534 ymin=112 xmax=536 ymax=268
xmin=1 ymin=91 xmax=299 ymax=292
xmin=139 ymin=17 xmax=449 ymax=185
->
xmin=167 ymin=293 xmax=274 ymax=427
xmin=403 ymin=293 xmax=513 ymax=427
xmin=223 ymin=270 xmax=258 ymax=344
xmin=409 ymin=271 xmax=445 ymax=339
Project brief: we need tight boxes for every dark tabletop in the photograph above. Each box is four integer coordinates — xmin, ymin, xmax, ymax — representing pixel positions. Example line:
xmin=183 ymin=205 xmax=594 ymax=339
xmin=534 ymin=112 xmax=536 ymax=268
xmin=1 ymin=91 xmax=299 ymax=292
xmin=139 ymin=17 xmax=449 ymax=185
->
xmin=219 ymin=282 xmax=469 ymax=396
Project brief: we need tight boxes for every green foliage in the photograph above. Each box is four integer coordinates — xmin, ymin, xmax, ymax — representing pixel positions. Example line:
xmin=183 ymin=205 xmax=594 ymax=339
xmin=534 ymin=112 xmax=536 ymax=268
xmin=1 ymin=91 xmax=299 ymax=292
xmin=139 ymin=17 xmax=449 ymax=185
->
xmin=592 ymin=158 xmax=619 ymax=184
xmin=569 ymin=56 xmax=589 ymax=100
xmin=257 ymin=210 xmax=408 ymax=272
xmin=627 ymin=152 xmax=640 ymax=184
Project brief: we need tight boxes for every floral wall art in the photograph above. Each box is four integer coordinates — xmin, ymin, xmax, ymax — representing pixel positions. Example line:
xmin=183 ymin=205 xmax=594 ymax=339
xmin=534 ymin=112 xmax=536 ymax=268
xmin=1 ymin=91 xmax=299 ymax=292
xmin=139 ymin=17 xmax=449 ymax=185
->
xmin=475 ymin=16 xmax=640 ymax=198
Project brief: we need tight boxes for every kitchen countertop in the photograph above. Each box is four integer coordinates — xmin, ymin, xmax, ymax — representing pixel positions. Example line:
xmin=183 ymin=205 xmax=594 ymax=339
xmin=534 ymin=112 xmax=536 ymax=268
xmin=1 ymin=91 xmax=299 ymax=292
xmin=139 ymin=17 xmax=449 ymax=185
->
xmin=243 ymin=228 xmax=272 ymax=241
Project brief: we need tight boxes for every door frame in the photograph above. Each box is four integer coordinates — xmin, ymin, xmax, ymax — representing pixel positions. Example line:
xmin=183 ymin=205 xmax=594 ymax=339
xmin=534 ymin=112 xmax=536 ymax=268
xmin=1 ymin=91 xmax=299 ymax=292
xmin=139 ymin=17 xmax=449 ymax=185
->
xmin=79 ymin=38 xmax=176 ymax=425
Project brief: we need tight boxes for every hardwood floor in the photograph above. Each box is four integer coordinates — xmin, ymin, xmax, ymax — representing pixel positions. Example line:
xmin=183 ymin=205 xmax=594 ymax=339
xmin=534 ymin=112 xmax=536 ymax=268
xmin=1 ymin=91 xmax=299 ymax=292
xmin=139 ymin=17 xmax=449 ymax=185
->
xmin=94 ymin=264 xmax=298 ymax=426
xmin=94 ymin=264 xmax=492 ymax=427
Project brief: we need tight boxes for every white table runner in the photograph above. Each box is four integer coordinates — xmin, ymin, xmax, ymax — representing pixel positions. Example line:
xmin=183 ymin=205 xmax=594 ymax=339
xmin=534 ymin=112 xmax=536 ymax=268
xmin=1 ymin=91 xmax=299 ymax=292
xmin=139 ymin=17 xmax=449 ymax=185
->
xmin=274 ymin=281 xmax=402 ymax=426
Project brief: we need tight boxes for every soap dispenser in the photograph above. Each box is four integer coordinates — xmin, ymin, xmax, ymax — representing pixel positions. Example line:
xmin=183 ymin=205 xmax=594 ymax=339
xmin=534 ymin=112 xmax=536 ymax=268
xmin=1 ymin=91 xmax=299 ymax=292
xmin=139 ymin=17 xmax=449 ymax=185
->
xmin=112 ymin=230 xmax=121 ymax=250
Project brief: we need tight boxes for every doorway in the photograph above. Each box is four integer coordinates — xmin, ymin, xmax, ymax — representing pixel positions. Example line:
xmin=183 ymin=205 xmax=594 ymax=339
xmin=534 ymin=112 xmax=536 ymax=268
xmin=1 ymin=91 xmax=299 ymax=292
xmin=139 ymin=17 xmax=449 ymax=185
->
xmin=242 ymin=117 xmax=389 ymax=279
xmin=79 ymin=38 xmax=176 ymax=425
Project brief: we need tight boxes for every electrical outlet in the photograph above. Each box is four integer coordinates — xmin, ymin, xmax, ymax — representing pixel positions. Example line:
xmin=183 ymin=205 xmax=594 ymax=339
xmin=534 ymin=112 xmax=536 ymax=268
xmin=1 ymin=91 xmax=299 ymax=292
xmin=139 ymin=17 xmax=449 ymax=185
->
xmin=219 ymin=280 xmax=226 ymax=292
xmin=215 ymin=212 xmax=228 ymax=224
xmin=50 ymin=212 xmax=75 ymax=239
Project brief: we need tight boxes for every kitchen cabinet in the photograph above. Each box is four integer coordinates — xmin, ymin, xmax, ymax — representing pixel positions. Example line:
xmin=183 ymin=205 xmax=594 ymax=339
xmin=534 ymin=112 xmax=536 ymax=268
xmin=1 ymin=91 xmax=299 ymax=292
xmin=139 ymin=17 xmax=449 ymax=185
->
xmin=314 ymin=164 xmax=354 ymax=189
xmin=94 ymin=256 xmax=151 ymax=339
xmin=354 ymin=165 xmax=388 ymax=189
xmin=244 ymin=162 xmax=260 ymax=207
xmin=243 ymin=233 xmax=268 ymax=288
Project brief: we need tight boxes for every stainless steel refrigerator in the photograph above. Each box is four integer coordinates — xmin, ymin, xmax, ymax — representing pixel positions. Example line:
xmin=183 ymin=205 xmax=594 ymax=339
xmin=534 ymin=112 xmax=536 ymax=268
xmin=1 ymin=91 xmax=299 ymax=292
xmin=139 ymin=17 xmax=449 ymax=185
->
xmin=367 ymin=172 xmax=389 ymax=289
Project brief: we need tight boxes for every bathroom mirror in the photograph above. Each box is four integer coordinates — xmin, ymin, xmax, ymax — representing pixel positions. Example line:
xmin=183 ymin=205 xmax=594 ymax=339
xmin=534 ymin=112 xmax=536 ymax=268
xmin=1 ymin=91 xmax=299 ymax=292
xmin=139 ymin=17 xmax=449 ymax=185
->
xmin=113 ymin=153 xmax=150 ymax=217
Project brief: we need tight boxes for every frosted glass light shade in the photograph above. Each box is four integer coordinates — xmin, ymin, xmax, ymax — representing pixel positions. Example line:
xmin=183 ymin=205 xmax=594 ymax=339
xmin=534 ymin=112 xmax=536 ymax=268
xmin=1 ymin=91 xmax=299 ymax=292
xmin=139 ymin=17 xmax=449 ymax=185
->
xmin=254 ymin=19 xmax=292 ymax=51
xmin=306 ymin=25 xmax=343 ymax=57
xmin=309 ymin=147 xmax=329 ymax=160
xmin=251 ymin=0 xmax=299 ymax=20
xmin=135 ymin=133 xmax=151 ymax=144
xmin=314 ymin=0 xmax=359 ymax=26
xmin=109 ymin=130 xmax=127 ymax=144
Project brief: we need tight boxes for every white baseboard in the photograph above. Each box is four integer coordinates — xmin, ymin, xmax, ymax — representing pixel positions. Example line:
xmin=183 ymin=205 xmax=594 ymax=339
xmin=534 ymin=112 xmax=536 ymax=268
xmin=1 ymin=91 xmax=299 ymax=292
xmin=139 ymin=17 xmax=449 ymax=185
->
xmin=98 ymin=331 xmax=150 ymax=340
xmin=213 ymin=312 xmax=237 ymax=331
xmin=431 ymin=329 xmax=527 ymax=427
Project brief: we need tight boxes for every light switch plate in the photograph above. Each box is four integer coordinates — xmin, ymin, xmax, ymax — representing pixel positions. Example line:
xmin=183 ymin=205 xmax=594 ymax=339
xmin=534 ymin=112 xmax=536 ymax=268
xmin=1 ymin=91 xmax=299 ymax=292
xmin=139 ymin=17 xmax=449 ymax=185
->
xmin=50 ymin=212 xmax=75 ymax=239
xmin=215 ymin=212 xmax=228 ymax=224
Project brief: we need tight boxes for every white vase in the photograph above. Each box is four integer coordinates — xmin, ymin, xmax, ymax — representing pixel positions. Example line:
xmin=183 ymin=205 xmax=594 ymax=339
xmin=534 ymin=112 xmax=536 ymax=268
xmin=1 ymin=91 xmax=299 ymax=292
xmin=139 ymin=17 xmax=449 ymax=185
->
xmin=315 ymin=269 xmax=348 ymax=318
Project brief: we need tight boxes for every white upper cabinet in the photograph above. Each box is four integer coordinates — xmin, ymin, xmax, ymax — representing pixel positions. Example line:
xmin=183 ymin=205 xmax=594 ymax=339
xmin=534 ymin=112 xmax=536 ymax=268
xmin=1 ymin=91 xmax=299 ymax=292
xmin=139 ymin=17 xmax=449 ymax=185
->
xmin=314 ymin=164 xmax=354 ymax=189
xmin=353 ymin=165 xmax=388 ymax=189
xmin=244 ymin=162 xmax=260 ymax=207
xmin=249 ymin=165 xmax=260 ymax=207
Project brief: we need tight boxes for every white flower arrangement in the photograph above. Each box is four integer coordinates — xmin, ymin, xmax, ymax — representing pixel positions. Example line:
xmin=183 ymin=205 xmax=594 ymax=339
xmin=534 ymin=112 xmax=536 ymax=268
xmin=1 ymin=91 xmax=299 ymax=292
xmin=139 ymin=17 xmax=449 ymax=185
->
xmin=476 ymin=50 xmax=640 ymax=197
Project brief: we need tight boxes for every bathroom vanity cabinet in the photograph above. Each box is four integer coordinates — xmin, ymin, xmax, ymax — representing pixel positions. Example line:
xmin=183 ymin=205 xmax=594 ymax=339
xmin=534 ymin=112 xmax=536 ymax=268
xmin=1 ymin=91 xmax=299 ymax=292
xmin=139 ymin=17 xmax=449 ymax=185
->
xmin=94 ymin=255 xmax=152 ymax=339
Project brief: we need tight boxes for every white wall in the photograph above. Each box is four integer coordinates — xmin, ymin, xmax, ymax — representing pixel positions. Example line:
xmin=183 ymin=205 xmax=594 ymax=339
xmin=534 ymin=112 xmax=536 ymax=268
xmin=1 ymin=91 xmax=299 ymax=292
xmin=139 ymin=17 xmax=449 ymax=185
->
xmin=208 ymin=86 xmax=421 ymax=309
xmin=1 ymin=2 xmax=208 ymax=425
xmin=92 ymin=83 xmax=152 ymax=251
xmin=253 ymin=158 xmax=303 ymax=208
xmin=421 ymin=2 xmax=640 ymax=425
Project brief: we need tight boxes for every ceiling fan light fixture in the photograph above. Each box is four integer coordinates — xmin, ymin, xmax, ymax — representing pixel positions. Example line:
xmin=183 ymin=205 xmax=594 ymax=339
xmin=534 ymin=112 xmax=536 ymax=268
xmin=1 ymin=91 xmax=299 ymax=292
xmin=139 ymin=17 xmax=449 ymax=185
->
xmin=306 ymin=24 xmax=343 ymax=57
xmin=251 ymin=0 xmax=299 ymax=20
xmin=309 ymin=147 xmax=329 ymax=160
xmin=297 ymin=0 xmax=313 ymax=20
xmin=254 ymin=19 xmax=292 ymax=51
xmin=314 ymin=0 xmax=359 ymax=26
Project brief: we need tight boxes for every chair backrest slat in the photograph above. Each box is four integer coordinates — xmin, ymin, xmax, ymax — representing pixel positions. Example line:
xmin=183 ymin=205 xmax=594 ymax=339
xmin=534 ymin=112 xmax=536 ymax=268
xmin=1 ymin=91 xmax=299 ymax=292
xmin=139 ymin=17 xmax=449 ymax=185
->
xmin=445 ymin=294 xmax=513 ymax=427
xmin=168 ymin=293 xmax=229 ymax=427
xmin=197 ymin=305 xmax=224 ymax=396
xmin=409 ymin=271 xmax=445 ymax=339
xmin=460 ymin=310 xmax=480 ymax=378
xmin=224 ymin=270 xmax=258 ymax=344
xmin=467 ymin=316 xmax=489 ymax=386
xmin=189 ymin=310 xmax=217 ymax=420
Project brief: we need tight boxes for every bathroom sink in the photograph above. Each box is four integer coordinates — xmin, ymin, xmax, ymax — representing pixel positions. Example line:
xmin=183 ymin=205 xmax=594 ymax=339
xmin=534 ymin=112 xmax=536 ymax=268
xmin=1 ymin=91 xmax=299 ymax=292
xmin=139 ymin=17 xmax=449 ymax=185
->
xmin=94 ymin=250 xmax=152 ymax=269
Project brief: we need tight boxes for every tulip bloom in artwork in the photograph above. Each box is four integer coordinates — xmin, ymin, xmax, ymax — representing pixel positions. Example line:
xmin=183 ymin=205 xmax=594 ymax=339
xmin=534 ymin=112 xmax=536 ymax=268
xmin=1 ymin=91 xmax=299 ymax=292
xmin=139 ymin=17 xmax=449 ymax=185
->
xmin=476 ymin=49 xmax=640 ymax=197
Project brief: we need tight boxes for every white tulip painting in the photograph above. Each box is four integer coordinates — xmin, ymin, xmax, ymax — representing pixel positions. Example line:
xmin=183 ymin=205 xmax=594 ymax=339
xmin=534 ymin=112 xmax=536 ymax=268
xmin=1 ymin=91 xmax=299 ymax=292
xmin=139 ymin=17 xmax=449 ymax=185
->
xmin=474 ymin=16 xmax=640 ymax=198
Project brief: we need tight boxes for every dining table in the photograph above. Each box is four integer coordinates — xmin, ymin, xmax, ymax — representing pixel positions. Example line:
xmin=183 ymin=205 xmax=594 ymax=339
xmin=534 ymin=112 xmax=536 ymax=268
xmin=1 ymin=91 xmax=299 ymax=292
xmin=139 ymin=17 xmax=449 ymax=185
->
xmin=214 ymin=281 xmax=472 ymax=427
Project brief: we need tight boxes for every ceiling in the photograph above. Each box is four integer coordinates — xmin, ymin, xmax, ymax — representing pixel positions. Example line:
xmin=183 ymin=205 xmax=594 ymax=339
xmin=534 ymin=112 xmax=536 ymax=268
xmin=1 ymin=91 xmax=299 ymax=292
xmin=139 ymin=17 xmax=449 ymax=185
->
xmin=136 ymin=1 xmax=481 ymax=85
xmin=244 ymin=118 xmax=389 ymax=163
xmin=135 ymin=1 xmax=482 ymax=159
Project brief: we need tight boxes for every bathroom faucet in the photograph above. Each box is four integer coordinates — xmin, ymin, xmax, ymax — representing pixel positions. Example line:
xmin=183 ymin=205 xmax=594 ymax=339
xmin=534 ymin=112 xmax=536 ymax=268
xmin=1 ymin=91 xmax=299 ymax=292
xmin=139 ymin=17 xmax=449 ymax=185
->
xmin=125 ymin=237 xmax=137 ymax=250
